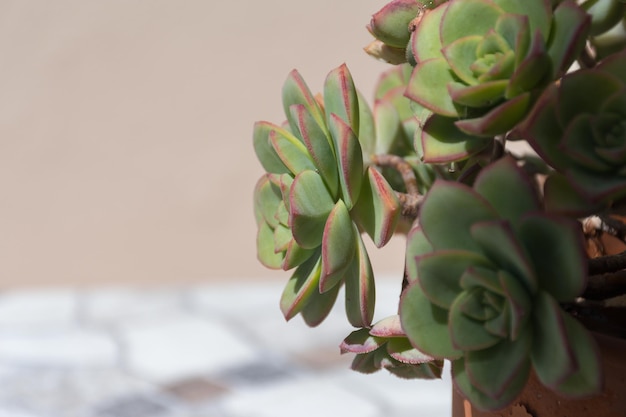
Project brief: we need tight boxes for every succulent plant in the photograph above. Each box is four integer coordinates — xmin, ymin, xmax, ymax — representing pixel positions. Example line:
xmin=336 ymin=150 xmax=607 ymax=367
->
xmin=404 ymin=0 xmax=590 ymax=162
xmin=399 ymin=156 xmax=602 ymax=410
xmin=340 ymin=315 xmax=443 ymax=379
xmin=521 ymin=49 xmax=626 ymax=214
xmin=253 ymin=64 xmax=403 ymax=327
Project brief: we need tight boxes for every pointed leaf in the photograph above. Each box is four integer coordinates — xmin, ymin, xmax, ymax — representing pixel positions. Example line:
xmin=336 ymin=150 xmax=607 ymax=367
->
xmin=519 ymin=214 xmax=587 ymax=301
xmin=547 ymin=1 xmax=591 ymax=78
xmin=454 ymin=92 xmax=531 ymax=136
xmin=289 ymin=170 xmax=335 ymax=249
xmin=269 ymin=128 xmax=316 ymax=174
xmin=324 ymin=64 xmax=360 ymax=136
xmin=344 ymin=231 xmax=376 ymax=327
xmin=449 ymin=291 xmax=502 ymax=351
xmin=421 ymin=114 xmax=491 ymax=162
xmin=290 ymin=104 xmax=339 ymax=197
xmin=400 ymin=282 xmax=463 ymax=359
xmin=328 ymin=114 xmax=364 ymax=209
xmin=253 ymin=121 xmax=290 ymax=174
xmin=406 ymin=57 xmax=460 ymax=117
xmin=420 ymin=181 xmax=498 ymax=252
xmin=466 ymin=326 xmax=531 ymax=399
xmin=320 ymin=200 xmax=356 ymax=292
xmin=282 ymin=69 xmax=327 ymax=136
xmin=352 ymin=167 xmax=401 ymax=248
xmin=340 ymin=328 xmax=385 ymax=354
xmin=417 ymin=250 xmax=492 ymax=309
xmin=300 ymin=278 xmax=341 ymax=327
xmin=531 ymin=291 xmax=577 ymax=388
xmin=280 ymin=252 xmax=322 ymax=320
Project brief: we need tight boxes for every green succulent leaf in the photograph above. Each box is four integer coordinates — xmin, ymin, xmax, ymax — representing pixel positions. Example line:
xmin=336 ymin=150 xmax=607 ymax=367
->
xmin=340 ymin=328 xmax=384 ymax=354
xmin=519 ymin=214 xmax=587 ymax=301
xmin=282 ymin=69 xmax=327 ymax=137
xmin=290 ymin=104 xmax=339 ymax=197
xmin=320 ymin=200 xmax=356 ymax=292
xmin=406 ymin=57 xmax=460 ymax=117
xmin=254 ymin=175 xmax=283 ymax=229
xmin=300 ymin=278 xmax=341 ymax=327
xmin=405 ymin=226 xmax=434 ymax=284
xmin=370 ymin=315 xmax=405 ymax=338
xmin=281 ymin=238 xmax=317 ymax=271
xmin=543 ymin=172 xmax=607 ymax=215
xmin=449 ymin=291 xmax=502 ymax=351
xmin=473 ymin=156 xmax=541 ymax=225
xmin=280 ymin=252 xmax=322 ymax=320
xmin=470 ymin=220 xmax=537 ymax=293
xmin=547 ymin=1 xmax=591 ymax=79
xmin=289 ymin=170 xmax=335 ymax=249
xmin=328 ymin=114 xmax=364 ymax=209
xmin=253 ymin=121 xmax=290 ymax=174
xmin=351 ymin=167 xmax=401 ymax=248
xmin=420 ymin=181 xmax=499 ymax=252
xmin=387 ymin=337 xmax=436 ymax=364
xmin=417 ymin=250 xmax=492 ymax=309
xmin=357 ymin=91 xmax=377 ymax=160
xmin=440 ymin=0 xmax=503 ymax=46
xmin=270 ymin=128 xmax=316 ymax=174
xmin=453 ymin=355 xmax=530 ymax=411
xmin=411 ymin=2 xmax=446 ymax=62
xmin=400 ymin=282 xmax=463 ymax=359
xmin=552 ymin=313 xmax=603 ymax=397
xmin=256 ymin=221 xmax=284 ymax=269
xmin=344 ymin=231 xmax=376 ymax=327
xmin=465 ymin=326 xmax=531 ymax=400
xmin=421 ymin=114 xmax=492 ymax=162
xmin=324 ymin=64 xmax=360 ymax=136
xmin=454 ymin=92 xmax=531 ymax=136
xmin=531 ymin=291 xmax=577 ymax=389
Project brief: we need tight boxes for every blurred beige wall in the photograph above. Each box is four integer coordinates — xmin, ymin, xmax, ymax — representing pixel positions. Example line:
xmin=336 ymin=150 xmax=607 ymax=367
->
xmin=0 ymin=0 xmax=407 ymax=288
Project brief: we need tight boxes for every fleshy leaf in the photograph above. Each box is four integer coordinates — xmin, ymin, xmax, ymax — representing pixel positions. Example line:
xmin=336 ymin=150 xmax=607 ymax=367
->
xmin=420 ymin=181 xmax=498 ymax=252
xmin=320 ymin=200 xmax=356 ymax=292
xmin=328 ymin=114 xmax=364 ymax=209
xmin=531 ymin=291 xmax=577 ymax=388
xmin=289 ymin=170 xmax=335 ymax=249
xmin=351 ymin=167 xmax=401 ymax=248
xmin=411 ymin=2 xmax=446 ymax=62
xmin=270 ymin=128 xmax=316 ymax=174
xmin=344 ymin=231 xmax=376 ymax=327
xmin=465 ymin=326 xmax=531 ymax=399
xmin=518 ymin=214 xmax=587 ymax=301
xmin=421 ymin=114 xmax=492 ymax=162
xmin=387 ymin=338 xmax=436 ymax=364
xmin=470 ymin=220 xmax=537 ymax=293
xmin=454 ymin=92 xmax=531 ymax=136
xmin=324 ymin=64 xmax=360 ymax=136
xmin=253 ymin=121 xmax=290 ymax=174
xmin=453 ymin=356 xmax=530 ymax=411
xmin=546 ymin=0 xmax=591 ymax=79
xmin=256 ymin=221 xmax=284 ymax=269
xmin=370 ymin=315 xmax=405 ymax=338
xmin=417 ymin=250 xmax=492 ymax=309
xmin=406 ymin=57 xmax=460 ymax=117
xmin=449 ymin=292 xmax=502 ymax=351
xmin=340 ymin=328 xmax=384 ymax=354
xmin=440 ymin=0 xmax=503 ymax=46
xmin=400 ymin=282 xmax=463 ymax=359
xmin=280 ymin=252 xmax=322 ymax=320
xmin=300 ymin=281 xmax=341 ymax=327
xmin=473 ymin=156 xmax=541 ymax=224
xmin=282 ymin=70 xmax=327 ymax=138
xmin=405 ymin=226 xmax=434 ymax=284
xmin=290 ymin=104 xmax=339 ymax=197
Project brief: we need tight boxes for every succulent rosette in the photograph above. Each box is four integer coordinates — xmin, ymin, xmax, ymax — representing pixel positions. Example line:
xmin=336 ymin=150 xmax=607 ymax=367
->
xmin=583 ymin=0 xmax=626 ymax=59
xmin=340 ymin=315 xmax=443 ymax=379
xmin=253 ymin=64 xmax=402 ymax=327
xmin=405 ymin=0 xmax=590 ymax=162
xmin=521 ymin=49 xmax=626 ymax=214
xmin=399 ymin=156 xmax=602 ymax=410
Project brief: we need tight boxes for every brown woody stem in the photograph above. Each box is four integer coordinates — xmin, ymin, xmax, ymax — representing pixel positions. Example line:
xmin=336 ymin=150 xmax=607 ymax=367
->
xmin=371 ymin=154 xmax=419 ymax=195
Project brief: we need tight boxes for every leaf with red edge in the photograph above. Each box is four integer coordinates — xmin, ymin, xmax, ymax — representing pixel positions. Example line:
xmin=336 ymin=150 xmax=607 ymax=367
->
xmin=280 ymin=252 xmax=322 ymax=320
xmin=340 ymin=328 xmax=384 ymax=354
xmin=269 ymin=128 xmax=316 ymax=174
xmin=253 ymin=121 xmax=290 ymax=174
xmin=421 ymin=114 xmax=491 ymax=163
xmin=300 ymin=279 xmax=341 ymax=327
xmin=351 ymin=167 xmax=401 ymax=248
xmin=370 ymin=315 xmax=405 ymax=338
xmin=282 ymin=69 xmax=327 ymax=136
xmin=344 ymin=231 xmax=376 ymax=327
xmin=319 ymin=200 xmax=356 ymax=292
xmin=454 ymin=92 xmax=531 ymax=136
xmin=324 ymin=64 xmax=360 ymax=136
xmin=328 ymin=114 xmax=364 ymax=209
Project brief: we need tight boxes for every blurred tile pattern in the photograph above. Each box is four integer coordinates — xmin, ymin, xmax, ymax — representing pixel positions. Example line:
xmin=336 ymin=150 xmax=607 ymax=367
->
xmin=0 ymin=281 xmax=452 ymax=417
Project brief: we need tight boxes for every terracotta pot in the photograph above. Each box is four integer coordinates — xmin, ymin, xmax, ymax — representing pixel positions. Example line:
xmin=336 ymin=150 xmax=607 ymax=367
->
xmin=452 ymin=333 xmax=626 ymax=417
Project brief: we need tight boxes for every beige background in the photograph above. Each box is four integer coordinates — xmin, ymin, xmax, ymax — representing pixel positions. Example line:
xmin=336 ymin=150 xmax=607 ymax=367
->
xmin=0 ymin=0 xmax=408 ymax=288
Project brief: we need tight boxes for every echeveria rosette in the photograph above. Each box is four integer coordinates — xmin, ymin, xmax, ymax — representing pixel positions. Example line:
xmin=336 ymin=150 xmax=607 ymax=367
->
xmin=399 ymin=156 xmax=602 ymax=411
xmin=405 ymin=0 xmax=590 ymax=162
xmin=254 ymin=64 xmax=403 ymax=328
xmin=521 ymin=49 xmax=626 ymax=214
xmin=340 ymin=315 xmax=444 ymax=379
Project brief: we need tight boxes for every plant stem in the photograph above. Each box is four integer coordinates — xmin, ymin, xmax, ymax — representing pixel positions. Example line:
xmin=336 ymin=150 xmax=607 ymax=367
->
xmin=371 ymin=154 xmax=419 ymax=195
xmin=584 ymin=270 xmax=626 ymax=300
xmin=588 ymin=250 xmax=626 ymax=275
xmin=396 ymin=192 xmax=423 ymax=218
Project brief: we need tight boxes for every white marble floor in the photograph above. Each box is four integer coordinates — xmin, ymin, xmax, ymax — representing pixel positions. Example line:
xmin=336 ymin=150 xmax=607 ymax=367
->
xmin=0 ymin=280 xmax=452 ymax=417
